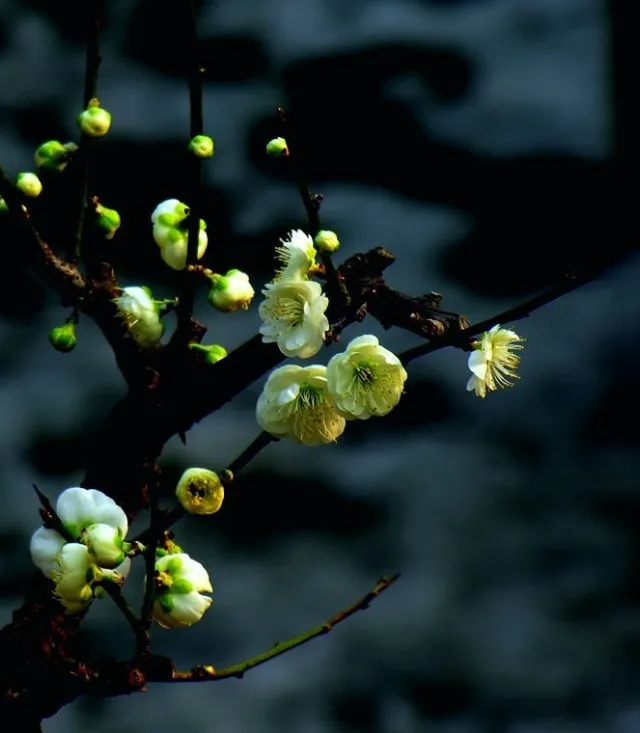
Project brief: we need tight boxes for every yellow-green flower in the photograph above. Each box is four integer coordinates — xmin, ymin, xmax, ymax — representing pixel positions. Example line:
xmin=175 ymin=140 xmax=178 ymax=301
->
xmin=256 ymin=364 xmax=346 ymax=445
xmin=466 ymin=325 xmax=524 ymax=398
xmin=326 ymin=335 xmax=407 ymax=419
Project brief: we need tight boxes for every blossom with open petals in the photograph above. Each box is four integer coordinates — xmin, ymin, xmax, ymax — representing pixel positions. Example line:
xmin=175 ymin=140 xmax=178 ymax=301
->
xmin=275 ymin=229 xmax=317 ymax=280
xmin=466 ymin=324 xmax=524 ymax=398
xmin=259 ymin=279 xmax=328 ymax=358
xmin=30 ymin=487 xmax=130 ymax=579
xmin=256 ymin=364 xmax=346 ymax=445
xmin=326 ymin=335 xmax=408 ymax=419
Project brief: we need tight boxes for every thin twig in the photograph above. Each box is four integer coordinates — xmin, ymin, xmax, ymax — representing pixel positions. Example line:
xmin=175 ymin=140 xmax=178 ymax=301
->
xmin=133 ymin=431 xmax=277 ymax=544
xmin=150 ymin=574 xmax=400 ymax=682
xmin=226 ymin=431 xmax=277 ymax=475
xmin=173 ymin=0 xmax=205 ymax=340
xmin=137 ymin=473 xmax=161 ymax=660
xmin=102 ymin=582 xmax=148 ymax=652
xmin=399 ymin=270 xmax=601 ymax=365
xmin=277 ymin=107 xmax=350 ymax=313
xmin=74 ymin=0 xmax=104 ymax=261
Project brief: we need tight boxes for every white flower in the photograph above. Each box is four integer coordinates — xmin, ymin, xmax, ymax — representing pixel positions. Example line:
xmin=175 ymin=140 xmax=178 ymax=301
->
xmin=275 ymin=229 xmax=317 ymax=280
xmin=208 ymin=269 xmax=255 ymax=312
xmin=326 ymin=335 xmax=408 ymax=419
xmin=466 ymin=324 xmax=524 ymax=398
xmin=152 ymin=553 xmax=213 ymax=629
xmin=82 ymin=523 xmax=126 ymax=568
xmin=114 ymin=286 xmax=165 ymax=347
xmin=57 ymin=487 xmax=128 ymax=540
xmin=259 ymin=279 xmax=329 ymax=358
xmin=175 ymin=468 xmax=224 ymax=515
xmin=51 ymin=543 xmax=95 ymax=614
xmin=30 ymin=487 xmax=129 ymax=577
xmin=256 ymin=364 xmax=346 ymax=445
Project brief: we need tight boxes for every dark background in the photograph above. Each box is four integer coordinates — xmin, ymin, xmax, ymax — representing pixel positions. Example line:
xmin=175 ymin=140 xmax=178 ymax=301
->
xmin=1 ymin=1 xmax=637 ymax=731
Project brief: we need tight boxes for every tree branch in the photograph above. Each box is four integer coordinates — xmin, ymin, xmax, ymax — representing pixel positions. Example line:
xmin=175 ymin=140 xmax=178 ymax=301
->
xmin=399 ymin=269 xmax=605 ymax=365
xmin=151 ymin=574 xmax=400 ymax=682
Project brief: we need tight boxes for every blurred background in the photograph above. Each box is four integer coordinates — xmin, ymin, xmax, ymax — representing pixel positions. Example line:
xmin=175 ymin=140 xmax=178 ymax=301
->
xmin=0 ymin=0 xmax=636 ymax=731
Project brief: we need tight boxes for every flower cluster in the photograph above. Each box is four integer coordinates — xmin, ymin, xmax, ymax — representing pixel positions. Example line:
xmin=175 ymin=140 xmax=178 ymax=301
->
xmin=259 ymin=230 xmax=329 ymax=359
xmin=151 ymin=198 xmax=208 ymax=271
xmin=257 ymin=334 xmax=408 ymax=445
xmin=30 ymin=486 xmax=215 ymax=629
xmin=30 ymin=488 xmax=132 ymax=614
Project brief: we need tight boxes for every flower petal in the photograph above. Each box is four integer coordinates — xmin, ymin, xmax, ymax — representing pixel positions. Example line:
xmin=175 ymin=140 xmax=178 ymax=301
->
xmin=468 ymin=350 xmax=488 ymax=380
xmin=30 ymin=527 xmax=66 ymax=578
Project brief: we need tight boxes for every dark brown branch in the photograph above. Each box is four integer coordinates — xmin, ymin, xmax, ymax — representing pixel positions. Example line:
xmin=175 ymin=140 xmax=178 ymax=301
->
xmin=399 ymin=269 xmax=603 ymax=365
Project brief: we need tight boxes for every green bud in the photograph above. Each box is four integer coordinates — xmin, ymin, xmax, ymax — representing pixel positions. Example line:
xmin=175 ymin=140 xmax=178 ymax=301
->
xmin=16 ymin=172 xmax=43 ymax=198
xmin=49 ymin=322 xmax=77 ymax=353
xmin=0 ymin=198 xmax=8 ymax=214
xmin=266 ymin=137 xmax=288 ymax=156
xmin=189 ymin=343 xmax=228 ymax=365
xmin=314 ymin=229 xmax=340 ymax=254
xmin=95 ymin=203 xmax=121 ymax=239
xmin=189 ymin=135 xmax=215 ymax=158
xmin=78 ymin=100 xmax=112 ymax=138
xmin=35 ymin=140 xmax=70 ymax=170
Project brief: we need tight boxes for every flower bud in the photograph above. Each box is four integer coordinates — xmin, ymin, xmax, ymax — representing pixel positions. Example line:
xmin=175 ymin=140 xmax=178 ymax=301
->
xmin=151 ymin=199 xmax=190 ymax=225
xmin=82 ymin=523 xmax=126 ymax=568
xmin=314 ymin=229 xmax=340 ymax=254
xmin=152 ymin=552 xmax=213 ymax=629
xmin=189 ymin=135 xmax=215 ymax=158
xmin=175 ymin=468 xmax=224 ymax=515
xmin=16 ymin=172 xmax=43 ymax=198
xmin=0 ymin=198 xmax=8 ymax=214
xmin=78 ymin=100 xmax=112 ymax=138
xmin=208 ymin=269 xmax=255 ymax=312
xmin=189 ymin=343 xmax=228 ymax=365
xmin=266 ymin=137 xmax=288 ymax=156
xmin=95 ymin=203 xmax=121 ymax=239
xmin=49 ymin=322 xmax=77 ymax=353
xmin=35 ymin=140 xmax=67 ymax=170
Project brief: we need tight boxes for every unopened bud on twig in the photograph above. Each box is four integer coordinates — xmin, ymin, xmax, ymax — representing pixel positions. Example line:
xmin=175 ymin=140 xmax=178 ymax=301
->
xmin=189 ymin=343 xmax=228 ymax=365
xmin=49 ymin=322 xmax=77 ymax=353
xmin=314 ymin=229 xmax=340 ymax=254
xmin=78 ymin=99 xmax=112 ymax=138
xmin=266 ymin=137 xmax=288 ymax=157
xmin=95 ymin=202 xmax=121 ymax=239
xmin=16 ymin=172 xmax=43 ymax=198
xmin=189 ymin=135 xmax=215 ymax=159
